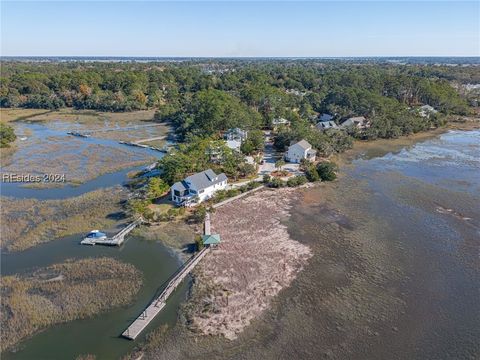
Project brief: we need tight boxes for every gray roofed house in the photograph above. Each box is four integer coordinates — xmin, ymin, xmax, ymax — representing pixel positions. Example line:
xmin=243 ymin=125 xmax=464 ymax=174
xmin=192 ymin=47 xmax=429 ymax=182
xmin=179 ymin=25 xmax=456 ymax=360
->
xmin=285 ymin=139 xmax=316 ymax=163
xmin=316 ymin=120 xmax=338 ymax=131
xmin=319 ymin=113 xmax=334 ymax=122
xmin=171 ymin=169 xmax=228 ymax=206
xmin=340 ymin=116 xmax=370 ymax=129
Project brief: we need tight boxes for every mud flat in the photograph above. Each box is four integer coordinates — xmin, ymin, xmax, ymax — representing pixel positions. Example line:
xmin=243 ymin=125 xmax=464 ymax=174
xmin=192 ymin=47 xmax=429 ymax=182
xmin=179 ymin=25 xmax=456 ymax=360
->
xmin=186 ymin=188 xmax=312 ymax=340
xmin=1 ymin=257 xmax=142 ymax=352
xmin=132 ymin=130 xmax=479 ymax=360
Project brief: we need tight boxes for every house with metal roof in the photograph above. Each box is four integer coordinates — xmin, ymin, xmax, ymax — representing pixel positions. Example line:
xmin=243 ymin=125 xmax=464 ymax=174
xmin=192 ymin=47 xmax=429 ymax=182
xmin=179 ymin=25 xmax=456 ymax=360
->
xmin=170 ymin=169 xmax=228 ymax=206
xmin=285 ymin=139 xmax=316 ymax=163
xmin=201 ymin=234 xmax=221 ymax=247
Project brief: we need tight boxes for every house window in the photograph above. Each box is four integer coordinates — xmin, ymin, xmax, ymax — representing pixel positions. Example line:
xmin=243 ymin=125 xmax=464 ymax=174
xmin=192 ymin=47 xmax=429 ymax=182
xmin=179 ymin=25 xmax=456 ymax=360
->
xmin=174 ymin=190 xmax=181 ymax=197
xmin=199 ymin=189 xmax=204 ymax=194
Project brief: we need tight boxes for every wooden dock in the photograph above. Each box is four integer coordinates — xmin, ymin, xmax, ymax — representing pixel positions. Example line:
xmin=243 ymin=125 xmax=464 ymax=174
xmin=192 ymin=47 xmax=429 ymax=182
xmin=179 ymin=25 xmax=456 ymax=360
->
xmin=204 ymin=212 xmax=211 ymax=235
xmin=80 ymin=218 xmax=142 ymax=246
xmin=122 ymin=246 xmax=211 ymax=340
xmin=118 ymin=141 xmax=169 ymax=153
xmin=133 ymin=136 xmax=166 ymax=144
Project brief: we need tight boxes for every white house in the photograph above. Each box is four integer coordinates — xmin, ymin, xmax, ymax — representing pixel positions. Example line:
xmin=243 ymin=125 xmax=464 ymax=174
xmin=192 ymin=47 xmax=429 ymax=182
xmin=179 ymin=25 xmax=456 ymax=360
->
xmin=340 ymin=116 xmax=370 ymax=129
xmin=225 ymin=128 xmax=248 ymax=142
xmin=285 ymin=139 xmax=316 ymax=163
xmin=418 ymin=105 xmax=438 ymax=118
xmin=316 ymin=120 xmax=338 ymax=131
xmin=225 ymin=139 xmax=242 ymax=152
xmin=171 ymin=169 xmax=228 ymax=206
xmin=224 ymin=128 xmax=248 ymax=151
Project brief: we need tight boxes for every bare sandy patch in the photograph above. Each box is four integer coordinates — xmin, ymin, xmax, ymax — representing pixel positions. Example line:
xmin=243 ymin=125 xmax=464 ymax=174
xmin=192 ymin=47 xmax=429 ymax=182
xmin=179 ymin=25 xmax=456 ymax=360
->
xmin=189 ymin=188 xmax=312 ymax=340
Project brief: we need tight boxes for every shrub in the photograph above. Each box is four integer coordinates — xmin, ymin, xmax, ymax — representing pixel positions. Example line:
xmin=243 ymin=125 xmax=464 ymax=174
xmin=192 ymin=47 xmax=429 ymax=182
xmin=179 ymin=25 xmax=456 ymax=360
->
xmin=0 ymin=123 xmax=16 ymax=148
xmin=127 ymin=198 xmax=150 ymax=216
xmin=305 ymin=165 xmax=320 ymax=182
xmin=268 ymin=177 xmax=286 ymax=188
xmin=316 ymin=161 xmax=337 ymax=181
xmin=287 ymin=175 xmax=308 ymax=187
xmin=194 ymin=235 xmax=204 ymax=251
xmin=262 ymin=174 xmax=271 ymax=184
xmin=146 ymin=177 xmax=169 ymax=200
xmin=246 ymin=181 xmax=261 ymax=190
xmin=190 ymin=205 xmax=207 ymax=223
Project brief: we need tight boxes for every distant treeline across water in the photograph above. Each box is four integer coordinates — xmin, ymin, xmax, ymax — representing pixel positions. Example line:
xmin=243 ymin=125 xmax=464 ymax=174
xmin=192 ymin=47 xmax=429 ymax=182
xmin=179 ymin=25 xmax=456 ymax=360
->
xmin=1 ymin=56 xmax=479 ymax=65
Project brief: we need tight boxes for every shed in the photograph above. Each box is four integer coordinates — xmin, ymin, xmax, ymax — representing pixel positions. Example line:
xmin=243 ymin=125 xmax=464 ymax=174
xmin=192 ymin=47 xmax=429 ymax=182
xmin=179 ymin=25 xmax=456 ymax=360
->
xmin=202 ymin=234 xmax=221 ymax=246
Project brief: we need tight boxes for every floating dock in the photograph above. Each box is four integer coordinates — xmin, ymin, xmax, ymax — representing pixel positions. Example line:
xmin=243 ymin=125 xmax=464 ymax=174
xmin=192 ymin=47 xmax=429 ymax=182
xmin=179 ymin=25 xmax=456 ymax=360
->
xmin=80 ymin=218 xmax=142 ymax=246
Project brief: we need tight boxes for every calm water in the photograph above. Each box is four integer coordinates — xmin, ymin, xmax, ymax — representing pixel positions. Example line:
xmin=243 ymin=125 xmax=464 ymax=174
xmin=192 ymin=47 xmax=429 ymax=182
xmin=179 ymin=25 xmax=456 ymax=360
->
xmin=1 ymin=120 xmax=187 ymax=359
xmin=220 ymin=129 xmax=479 ymax=360
xmin=348 ymin=130 xmax=480 ymax=358
xmin=1 ymin=121 xmax=164 ymax=200
xmin=1 ymin=235 xmax=189 ymax=360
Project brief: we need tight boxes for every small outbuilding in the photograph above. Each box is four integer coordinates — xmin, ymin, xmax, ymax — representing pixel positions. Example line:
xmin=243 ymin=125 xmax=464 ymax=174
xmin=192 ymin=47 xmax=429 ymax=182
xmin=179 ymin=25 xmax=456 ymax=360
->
xmin=202 ymin=234 xmax=221 ymax=247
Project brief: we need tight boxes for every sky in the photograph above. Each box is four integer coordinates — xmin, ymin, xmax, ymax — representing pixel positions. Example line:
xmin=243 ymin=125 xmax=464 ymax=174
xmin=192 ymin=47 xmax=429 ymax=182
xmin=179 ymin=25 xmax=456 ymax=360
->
xmin=1 ymin=1 xmax=479 ymax=57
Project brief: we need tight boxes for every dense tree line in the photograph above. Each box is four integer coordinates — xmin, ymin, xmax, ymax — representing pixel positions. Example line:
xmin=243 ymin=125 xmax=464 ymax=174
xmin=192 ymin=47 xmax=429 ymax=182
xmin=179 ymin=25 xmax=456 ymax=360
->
xmin=1 ymin=60 xmax=475 ymax=144
xmin=158 ymin=137 xmax=256 ymax=185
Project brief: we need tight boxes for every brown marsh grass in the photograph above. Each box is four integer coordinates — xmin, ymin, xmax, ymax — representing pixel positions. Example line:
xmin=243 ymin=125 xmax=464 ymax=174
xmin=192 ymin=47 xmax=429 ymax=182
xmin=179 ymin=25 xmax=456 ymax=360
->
xmin=0 ymin=257 xmax=142 ymax=351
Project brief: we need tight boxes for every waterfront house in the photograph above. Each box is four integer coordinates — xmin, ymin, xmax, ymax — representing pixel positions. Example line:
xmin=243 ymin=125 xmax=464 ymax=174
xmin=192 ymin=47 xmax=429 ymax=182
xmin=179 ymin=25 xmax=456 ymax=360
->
xmin=171 ymin=169 xmax=228 ymax=206
xmin=285 ymin=139 xmax=316 ymax=163
xmin=340 ymin=116 xmax=370 ymax=129
xmin=316 ymin=120 xmax=338 ymax=131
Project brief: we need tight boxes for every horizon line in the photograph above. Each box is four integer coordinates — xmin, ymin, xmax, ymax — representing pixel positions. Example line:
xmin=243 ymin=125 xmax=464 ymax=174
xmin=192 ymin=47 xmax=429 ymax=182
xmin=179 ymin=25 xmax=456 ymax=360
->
xmin=2 ymin=55 xmax=479 ymax=59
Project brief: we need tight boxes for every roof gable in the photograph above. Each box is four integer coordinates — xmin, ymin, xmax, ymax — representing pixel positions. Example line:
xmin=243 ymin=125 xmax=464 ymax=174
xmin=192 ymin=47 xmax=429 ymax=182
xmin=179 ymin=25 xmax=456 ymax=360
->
xmin=202 ymin=234 xmax=221 ymax=245
xmin=290 ymin=139 xmax=311 ymax=151
xmin=183 ymin=169 xmax=227 ymax=191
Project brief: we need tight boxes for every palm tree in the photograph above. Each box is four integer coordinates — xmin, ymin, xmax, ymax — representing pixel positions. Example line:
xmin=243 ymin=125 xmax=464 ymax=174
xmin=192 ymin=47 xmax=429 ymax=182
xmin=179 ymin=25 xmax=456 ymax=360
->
xmin=275 ymin=159 xmax=285 ymax=170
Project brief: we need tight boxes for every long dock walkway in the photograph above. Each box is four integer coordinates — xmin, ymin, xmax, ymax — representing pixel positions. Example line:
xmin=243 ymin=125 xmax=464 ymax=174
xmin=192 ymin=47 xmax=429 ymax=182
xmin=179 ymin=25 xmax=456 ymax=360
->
xmin=80 ymin=218 xmax=142 ymax=246
xmin=118 ymin=140 xmax=169 ymax=153
xmin=122 ymin=246 xmax=210 ymax=340
xmin=133 ymin=135 xmax=166 ymax=144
